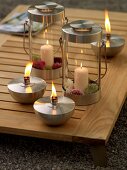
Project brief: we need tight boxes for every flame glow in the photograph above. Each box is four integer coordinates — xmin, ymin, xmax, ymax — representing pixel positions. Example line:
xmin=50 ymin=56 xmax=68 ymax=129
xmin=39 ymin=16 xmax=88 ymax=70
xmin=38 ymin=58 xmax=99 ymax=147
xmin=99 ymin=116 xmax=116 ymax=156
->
xmin=105 ymin=10 xmax=111 ymax=34
xmin=51 ymin=81 xmax=57 ymax=98
xmin=80 ymin=62 xmax=82 ymax=69
xmin=106 ymin=40 xmax=110 ymax=47
xmin=81 ymin=49 xmax=83 ymax=54
xmin=46 ymin=40 xmax=49 ymax=45
xmin=24 ymin=62 xmax=33 ymax=77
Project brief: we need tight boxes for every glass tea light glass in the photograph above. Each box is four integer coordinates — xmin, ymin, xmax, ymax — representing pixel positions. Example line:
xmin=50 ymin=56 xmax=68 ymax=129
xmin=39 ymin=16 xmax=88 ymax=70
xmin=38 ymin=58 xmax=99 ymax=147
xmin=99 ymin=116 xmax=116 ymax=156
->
xmin=61 ymin=20 xmax=107 ymax=106
xmin=24 ymin=1 xmax=66 ymax=80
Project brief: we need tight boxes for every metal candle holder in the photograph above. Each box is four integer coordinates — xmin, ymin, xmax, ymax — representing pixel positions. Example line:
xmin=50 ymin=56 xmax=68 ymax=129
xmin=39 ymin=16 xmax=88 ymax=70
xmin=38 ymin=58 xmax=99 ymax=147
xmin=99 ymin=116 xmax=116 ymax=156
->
xmin=92 ymin=33 xmax=125 ymax=58
xmin=34 ymin=96 xmax=75 ymax=126
xmin=8 ymin=77 xmax=46 ymax=104
xmin=61 ymin=20 xmax=107 ymax=106
xmin=23 ymin=1 xmax=65 ymax=80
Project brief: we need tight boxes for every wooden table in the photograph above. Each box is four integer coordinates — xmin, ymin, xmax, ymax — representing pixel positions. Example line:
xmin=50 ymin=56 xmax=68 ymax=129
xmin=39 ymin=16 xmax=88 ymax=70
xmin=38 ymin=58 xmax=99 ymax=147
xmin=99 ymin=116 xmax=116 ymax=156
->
xmin=0 ymin=5 xmax=127 ymax=167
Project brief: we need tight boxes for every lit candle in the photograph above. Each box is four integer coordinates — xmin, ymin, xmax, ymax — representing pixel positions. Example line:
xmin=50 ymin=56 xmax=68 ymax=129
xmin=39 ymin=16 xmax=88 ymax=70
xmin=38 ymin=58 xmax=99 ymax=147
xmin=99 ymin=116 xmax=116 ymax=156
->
xmin=40 ymin=40 xmax=54 ymax=67
xmin=105 ymin=9 xmax=111 ymax=47
xmin=74 ymin=63 xmax=88 ymax=92
xmin=24 ymin=62 xmax=33 ymax=85
xmin=51 ymin=81 xmax=58 ymax=106
xmin=105 ymin=10 xmax=111 ymax=36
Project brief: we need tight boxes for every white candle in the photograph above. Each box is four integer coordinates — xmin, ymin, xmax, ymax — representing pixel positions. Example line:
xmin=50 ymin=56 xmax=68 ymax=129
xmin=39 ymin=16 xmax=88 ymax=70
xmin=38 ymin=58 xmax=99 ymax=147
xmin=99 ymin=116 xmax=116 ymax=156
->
xmin=40 ymin=43 xmax=54 ymax=67
xmin=74 ymin=63 xmax=88 ymax=92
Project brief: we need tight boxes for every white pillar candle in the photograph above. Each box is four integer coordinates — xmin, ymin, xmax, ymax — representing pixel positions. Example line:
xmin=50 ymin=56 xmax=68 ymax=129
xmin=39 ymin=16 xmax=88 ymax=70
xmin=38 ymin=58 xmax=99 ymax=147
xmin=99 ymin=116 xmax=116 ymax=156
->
xmin=40 ymin=44 xmax=54 ymax=67
xmin=74 ymin=64 xmax=88 ymax=92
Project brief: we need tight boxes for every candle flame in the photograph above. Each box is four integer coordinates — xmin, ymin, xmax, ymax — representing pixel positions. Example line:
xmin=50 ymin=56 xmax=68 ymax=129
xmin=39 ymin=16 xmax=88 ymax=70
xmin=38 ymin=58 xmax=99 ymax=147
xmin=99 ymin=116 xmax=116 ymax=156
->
xmin=24 ymin=62 xmax=33 ymax=77
xmin=46 ymin=40 xmax=49 ymax=45
xmin=80 ymin=62 xmax=82 ymax=69
xmin=81 ymin=49 xmax=83 ymax=54
xmin=105 ymin=9 xmax=111 ymax=34
xmin=51 ymin=81 xmax=57 ymax=98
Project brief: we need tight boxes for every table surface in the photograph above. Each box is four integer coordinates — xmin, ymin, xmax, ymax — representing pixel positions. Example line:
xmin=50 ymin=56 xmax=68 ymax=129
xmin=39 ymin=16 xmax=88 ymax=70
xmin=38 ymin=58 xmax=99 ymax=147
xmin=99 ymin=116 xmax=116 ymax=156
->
xmin=0 ymin=5 xmax=127 ymax=145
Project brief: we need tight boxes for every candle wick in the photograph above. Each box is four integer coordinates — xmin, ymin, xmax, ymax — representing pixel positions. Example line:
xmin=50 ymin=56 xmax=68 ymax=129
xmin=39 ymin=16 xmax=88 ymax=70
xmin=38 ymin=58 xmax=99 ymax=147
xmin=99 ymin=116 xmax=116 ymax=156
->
xmin=51 ymin=96 xmax=58 ymax=106
xmin=106 ymin=33 xmax=111 ymax=41
xmin=24 ymin=76 xmax=30 ymax=86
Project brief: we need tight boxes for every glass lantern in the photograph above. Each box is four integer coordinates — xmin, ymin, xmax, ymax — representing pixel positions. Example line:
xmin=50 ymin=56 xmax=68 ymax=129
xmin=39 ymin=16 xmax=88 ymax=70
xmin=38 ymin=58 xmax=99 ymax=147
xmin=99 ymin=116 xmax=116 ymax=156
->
xmin=61 ymin=20 xmax=107 ymax=106
xmin=24 ymin=1 xmax=65 ymax=80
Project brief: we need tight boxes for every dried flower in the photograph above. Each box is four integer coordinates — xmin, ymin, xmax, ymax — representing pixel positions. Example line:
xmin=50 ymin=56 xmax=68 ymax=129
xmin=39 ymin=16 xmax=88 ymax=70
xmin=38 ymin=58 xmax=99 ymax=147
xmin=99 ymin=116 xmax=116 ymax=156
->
xmin=33 ymin=60 xmax=45 ymax=70
xmin=52 ymin=62 xmax=62 ymax=69
xmin=54 ymin=57 xmax=62 ymax=64
xmin=70 ymin=89 xmax=83 ymax=95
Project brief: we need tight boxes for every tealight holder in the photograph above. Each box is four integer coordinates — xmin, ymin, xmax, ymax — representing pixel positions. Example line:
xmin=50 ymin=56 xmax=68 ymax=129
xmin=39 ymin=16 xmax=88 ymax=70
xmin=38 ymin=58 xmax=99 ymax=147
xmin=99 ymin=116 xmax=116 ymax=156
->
xmin=61 ymin=20 xmax=107 ymax=106
xmin=23 ymin=1 xmax=66 ymax=80
xmin=8 ymin=63 xmax=46 ymax=104
xmin=92 ymin=10 xmax=125 ymax=58
xmin=34 ymin=83 xmax=75 ymax=126
xmin=92 ymin=33 xmax=125 ymax=58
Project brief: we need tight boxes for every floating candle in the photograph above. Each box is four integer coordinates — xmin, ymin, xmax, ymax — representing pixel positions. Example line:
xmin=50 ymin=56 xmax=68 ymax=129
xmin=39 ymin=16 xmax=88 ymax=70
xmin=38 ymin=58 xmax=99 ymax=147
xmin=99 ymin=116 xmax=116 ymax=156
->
xmin=8 ymin=62 xmax=47 ymax=104
xmin=51 ymin=81 xmax=58 ymax=106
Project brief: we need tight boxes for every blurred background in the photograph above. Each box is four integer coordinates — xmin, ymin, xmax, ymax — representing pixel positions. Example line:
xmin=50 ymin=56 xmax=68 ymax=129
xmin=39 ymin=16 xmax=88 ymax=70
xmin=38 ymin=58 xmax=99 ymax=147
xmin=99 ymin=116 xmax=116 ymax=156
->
xmin=0 ymin=0 xmax=127 ymax=20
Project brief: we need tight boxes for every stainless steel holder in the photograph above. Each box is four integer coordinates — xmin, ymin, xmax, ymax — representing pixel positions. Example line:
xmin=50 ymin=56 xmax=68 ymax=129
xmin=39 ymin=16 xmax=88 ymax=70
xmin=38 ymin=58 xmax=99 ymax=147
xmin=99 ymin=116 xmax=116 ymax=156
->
xmin=8 ymin=77 xmax=46 ymax=104
xmin=34 ymin=96 xmax=75 ymax=126
xmin=31 ymin=67 xmax=62 ymax=80
xmin=92 ymin=34 xmax=125 ymax=58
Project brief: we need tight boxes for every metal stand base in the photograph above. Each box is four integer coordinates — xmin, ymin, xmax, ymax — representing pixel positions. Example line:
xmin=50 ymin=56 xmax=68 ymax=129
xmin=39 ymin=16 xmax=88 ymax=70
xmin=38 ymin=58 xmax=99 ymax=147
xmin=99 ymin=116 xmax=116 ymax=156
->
xmin=65 ymin=89 xmax=101 ymax=106
xmin=32 ymin=67 xmax=62 ymax=80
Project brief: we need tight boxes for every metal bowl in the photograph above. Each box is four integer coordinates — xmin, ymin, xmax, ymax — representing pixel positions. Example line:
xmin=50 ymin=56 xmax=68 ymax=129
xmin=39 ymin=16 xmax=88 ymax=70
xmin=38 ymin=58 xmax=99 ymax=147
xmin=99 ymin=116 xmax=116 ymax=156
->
xmin=34 ymin=96 xmax=75 ymax=126
xmin=32 ymin=67 xmax=62 ymax=80
xmin=92 ymin=34 xmax=125 ymax=58
xmin=8 ymin=77 xmax=46 ymax=104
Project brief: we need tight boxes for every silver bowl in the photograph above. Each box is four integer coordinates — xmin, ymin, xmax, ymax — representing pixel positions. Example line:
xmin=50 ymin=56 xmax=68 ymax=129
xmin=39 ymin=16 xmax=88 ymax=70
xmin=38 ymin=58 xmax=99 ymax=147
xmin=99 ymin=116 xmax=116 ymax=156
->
xmin=32 ymin=67 xmax=62 ymax=80
xmin=92 ymin=34 xmax=125 ymax=58
xmin=8 ymin=77 xmax=46 ymax=104
xmin=34 ymin=96 xmax=75 ymax=126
